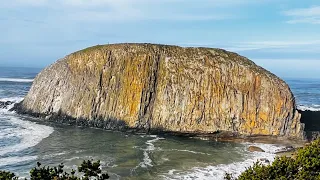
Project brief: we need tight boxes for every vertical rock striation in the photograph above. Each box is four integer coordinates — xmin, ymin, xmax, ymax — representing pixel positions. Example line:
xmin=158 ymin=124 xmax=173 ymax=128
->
xmin=15 ymin=43 xmax=305 ymax=139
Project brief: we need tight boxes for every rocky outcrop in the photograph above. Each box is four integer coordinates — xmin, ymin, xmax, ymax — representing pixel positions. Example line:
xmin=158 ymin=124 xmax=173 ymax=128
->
xmin=14 ymin=43 xmax=305 ymax=139
xmin=248 ymin=146 xmax=265 ymax=152
xmin=0 ymin=101 xmax=14 ymax=109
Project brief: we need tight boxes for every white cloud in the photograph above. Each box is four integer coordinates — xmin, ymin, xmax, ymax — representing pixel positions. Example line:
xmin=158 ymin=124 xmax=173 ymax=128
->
xmin=224 ymin=40 xmax=320 ymax=52
xmin=284 ymin=6 xmax=320 ymax=17
xmin=283 ymin=6 xmax=320 ymax=24
xmin=175 ymin=40 xmax=320 ymax=52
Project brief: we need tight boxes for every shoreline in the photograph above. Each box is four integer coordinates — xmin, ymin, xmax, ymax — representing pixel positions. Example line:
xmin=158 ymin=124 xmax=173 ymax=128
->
xmin=13 ymin=109 xmax=307 ymax=150
xmin=2 ymin=107 xmax=307 ymax=179
xmin=9 ymin=101 xmax=308 ymax=157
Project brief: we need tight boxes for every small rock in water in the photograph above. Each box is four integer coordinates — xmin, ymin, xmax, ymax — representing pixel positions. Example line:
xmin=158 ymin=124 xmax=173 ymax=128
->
xmin=285 ymin=145 xmax=294 ymax=149
xmin=259 ymin=158 xmax=270 ymax=163
xmin=0 ymin=101 xmax=14 ymax=109
xmin=248 ymin=146 xmax=265 ymax=152
xmin=276 ymin=146 xmax=296 ymax=154
xmin=311 ymin=132 xmax=320 ymax=141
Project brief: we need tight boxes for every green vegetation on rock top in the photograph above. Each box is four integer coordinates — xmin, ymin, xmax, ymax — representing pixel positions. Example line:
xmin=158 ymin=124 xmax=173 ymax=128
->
xmin=71 ymin=43 xmax=281 ymax=82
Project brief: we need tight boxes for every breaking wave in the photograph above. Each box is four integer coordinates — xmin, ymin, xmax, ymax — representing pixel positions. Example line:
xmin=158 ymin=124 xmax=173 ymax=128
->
xmin=297 ymin=104 xmax=320 ymax=111
xmin=0 ymin=78 xmax=34 ymax=83
xmin=161 ymin=143 xmax=284 ymax=180
xmin=0 ymin=99 xmax=54 ymax=168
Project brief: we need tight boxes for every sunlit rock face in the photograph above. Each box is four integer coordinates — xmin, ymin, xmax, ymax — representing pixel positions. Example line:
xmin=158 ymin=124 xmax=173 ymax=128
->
xmin=15 ymin=43 xmax=304 ymax=139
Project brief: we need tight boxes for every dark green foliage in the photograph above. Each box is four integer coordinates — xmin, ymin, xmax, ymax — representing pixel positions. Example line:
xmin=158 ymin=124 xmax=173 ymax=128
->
xmin=78 ymin=160 xmax=109 ymax=180
xmin=0 ymin=171 xmax=18 ymax=180
xmin=29 ymin=162 xmax=76 ymax=180
xmin=226 ymin=138 xmax=320 ymax=180
xmin=0 ymin=160 xmax=109 ymax=180
xmin=294 ymin=138 xmax=320 ymax=180
xmin=236 ymin=157 xmax=298 ymax=180
xmin=224 ymin=172 xmax=233 ymax=180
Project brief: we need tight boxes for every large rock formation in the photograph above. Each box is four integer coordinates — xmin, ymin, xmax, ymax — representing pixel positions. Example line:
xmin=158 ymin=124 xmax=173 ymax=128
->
xmin=14 ymin=43 xmax=305 ymax=139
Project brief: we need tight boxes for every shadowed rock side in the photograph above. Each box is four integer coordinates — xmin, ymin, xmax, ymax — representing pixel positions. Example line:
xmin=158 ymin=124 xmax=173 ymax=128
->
xmin=14 ymin=43 xmax=305 ymax=139
xmin=298 ymin=110 xmax=320 ymax=140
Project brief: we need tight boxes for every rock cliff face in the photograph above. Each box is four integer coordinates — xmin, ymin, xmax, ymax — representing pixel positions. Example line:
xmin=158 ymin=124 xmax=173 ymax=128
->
xmin=15 ymin=43 xmax=305 ymax=139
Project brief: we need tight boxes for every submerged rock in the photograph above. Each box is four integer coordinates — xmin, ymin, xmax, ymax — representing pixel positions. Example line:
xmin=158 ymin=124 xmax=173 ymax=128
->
xmin=275 ymin=146 xmax=296 ymax=155
xmin=14 ymin=43 xmax=304 ymax=139
xmin=259 ymin=158 xmax=270 ymax=163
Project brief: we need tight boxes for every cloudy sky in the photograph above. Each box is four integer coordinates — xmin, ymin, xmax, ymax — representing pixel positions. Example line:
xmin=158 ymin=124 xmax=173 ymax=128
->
xmin=0 ymin=0 xmax=320 ymax=78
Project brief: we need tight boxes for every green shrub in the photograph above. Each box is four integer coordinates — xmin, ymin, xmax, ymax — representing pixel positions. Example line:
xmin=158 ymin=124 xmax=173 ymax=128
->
xmin=0 ymin=160 xmax=109 ymax=180
xmin=226 ymin=138 xmax=320 ymax=180
xmin=0 ymin=171 xmax=18 ymax=180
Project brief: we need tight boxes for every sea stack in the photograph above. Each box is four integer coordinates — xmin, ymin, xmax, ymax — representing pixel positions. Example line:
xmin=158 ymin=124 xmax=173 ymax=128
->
xmin=14 ymin=43 xmax=305 ymax=139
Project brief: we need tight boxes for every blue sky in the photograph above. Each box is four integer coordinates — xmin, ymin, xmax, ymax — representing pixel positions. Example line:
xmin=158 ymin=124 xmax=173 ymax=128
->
xmin=0 ymin=0 xmax=320 ymax=78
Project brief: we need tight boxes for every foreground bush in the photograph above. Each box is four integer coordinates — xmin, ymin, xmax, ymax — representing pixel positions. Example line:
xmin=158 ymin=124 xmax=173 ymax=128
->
xmin=0 ymin=171 xmax=18 ymax=180
xmin=0 ymin=160 xmax=109 ymax=180
xmin=226 ymin=138 xmax=320 ymax=180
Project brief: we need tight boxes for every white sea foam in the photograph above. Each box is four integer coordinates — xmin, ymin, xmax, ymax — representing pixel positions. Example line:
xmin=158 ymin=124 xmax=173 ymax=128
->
xmin=65 ymin=155 xmax=100 ymax=162
xmin=0 ymin=97 xmax=23 ymax=113
xmin=0 ymin=97 xmax=24 ymax=115
xmin=170 ymin=149 xmax=211 ymax=155
xmin=65 ymin=156 xmax=82 ymax=161
xmin=0 ymin=107 xmax=12 ymax=114
xmin=75 ymin=150 xmax=85 ymax=153
xmin=161 ymin=143 xmax=284 ymax=180
xmin=0 ymin=127 xmax=17 ymax=139
xmin=0 ymin=97 xmax=24 ymax=103
xmin=139 ymin=137 xmax=164 ymax=168
xmin=0 ymin=155 xmax=37 ymax=167
xmin=297 ymin=104 xmax=320 ymax=111
xmin=42 ymin=152 xmax=68 ymax=159
xmin=132 ymin=136 xmax=164 ymax=171
xmin=0 ymin=116 xmax=54 ymax=156
xmin=0 ymin=78 xmax=34 ymax=83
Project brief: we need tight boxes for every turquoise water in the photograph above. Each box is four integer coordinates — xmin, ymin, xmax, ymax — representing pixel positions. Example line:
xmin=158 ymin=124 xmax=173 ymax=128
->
xmin=0 ymin=67 xmax=316 ymax=179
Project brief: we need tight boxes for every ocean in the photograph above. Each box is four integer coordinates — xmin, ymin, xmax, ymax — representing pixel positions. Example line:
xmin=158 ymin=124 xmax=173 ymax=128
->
xmin=0 ymin=67 xmax=319 ymax=179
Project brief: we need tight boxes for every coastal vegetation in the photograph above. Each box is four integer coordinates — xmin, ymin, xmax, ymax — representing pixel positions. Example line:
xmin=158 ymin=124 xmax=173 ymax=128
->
xmin=225 ymin=138 xmax=320 ymax=180
xmin=0 ymin=160 xmax=109 ymax=180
